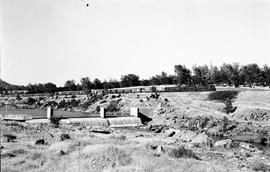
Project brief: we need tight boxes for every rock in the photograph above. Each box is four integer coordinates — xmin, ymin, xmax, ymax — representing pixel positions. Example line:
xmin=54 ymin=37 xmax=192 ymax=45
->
xmin=179 ymin=130 xmax=197 ymax=142
xmin=1 ymin=134 xmax=17 ymax=142
xmin=168 ymin=131 xmax=176 ymax=137
xmin=150 ymin=125 xmax=164 ymax=133
xmin=190 ymin=133 xmax=213 ymax=147
xmin=207 ymin=126 xmax=223 ymax=136
xmin=147 ymin=144 xmax=158 ymax=150
xmin=156 ymin=145 xmax=164 ymax=154
xmin=239 ymin=142 xmax=257 ymax=152
xmin=35 ymin=139 xmax=46 ymax=145
xmin=214 ymin=139 xmax=233 ymax=149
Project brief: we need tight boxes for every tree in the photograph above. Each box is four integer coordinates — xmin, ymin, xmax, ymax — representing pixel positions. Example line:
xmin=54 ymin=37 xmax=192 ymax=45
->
xmin=64 ymin=80 xmax=77 ymax=91
xmin=102 ymin=80 xmax=109 ymax=89
xmin=159 ymin=72 xmax=174 ymax=85
xmin=80 ymin=77 xmax=92 ymax=99
xmin=263 ymin=65 xmax=270 ymax=87
xmin=140 ymin=79 xmax=151 ymax=86
xmin=222 ymin=63 xmax=241 ymax=87
xmin=220 ymin=63 xmax=241 ymax=87
xmin=192 ymin=65 xmax=209 ymax=86
xmin=149 ymin=76 xmax=161 ymax=85
xmin=240 ymin=64 xmax=261 ymax=87
xmin=209 ymin=65 xmax=222 ymax=85
xmin=120 ymin=74 xmax=140 ymax=87
xmin=93 ymin=78 xmax=103 ymax=89
xmin=44 ymin=82 xmax=57 ymax=94
xmin=174 ymin=65 xmax=191 ymax=85
xmin=108 ymin=80 xmax=120 ymax=88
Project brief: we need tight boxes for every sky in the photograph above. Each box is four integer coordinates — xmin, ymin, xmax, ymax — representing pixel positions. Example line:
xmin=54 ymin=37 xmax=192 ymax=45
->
xmin=0 ymin=0 xmax=270 ymax=86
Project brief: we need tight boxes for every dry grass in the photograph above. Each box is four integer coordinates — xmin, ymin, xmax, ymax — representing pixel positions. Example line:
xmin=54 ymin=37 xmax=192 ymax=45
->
xmin=167 ymin=146 xmax=199 ymax=160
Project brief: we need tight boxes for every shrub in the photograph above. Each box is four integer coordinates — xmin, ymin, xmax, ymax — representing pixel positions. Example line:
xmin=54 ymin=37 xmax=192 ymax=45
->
xmin=11 ymin=148 xmax=28 ymax=155
xmin=150 ymin=86 xmax=157 ymax=92
xmin=111 ymin=134 xmax=126 ymax=141
xmin=95 ymin=105 xmax=100 ymax=112
xmin=224 ymin=98 xmax=232 ymax=114
xmin=50 ymin=116 xmax=62 ymax=128
xmin=208 ymin=91 xmax=238 ymax=101
xmin=2 ymin=134 xmax=17 ymax=142
xmin=35 ymin=139 xmax=46 ymax=145
xmin=16 ymin=94 xmax=22 ymax=100
xmin=168 ymin=146 xmax=200 ymax=160
xmin=27 ymin=97 xmax=36 ymax=105
xmin=60 ymin=133 xmax=71 ymax=141
xmin=71 ymin=95 xmax=76 ymax=98
xmin=252 ymin=161 xmax=270 ymax=171
xmin=107 ymin=100 xmax=120 ymax=112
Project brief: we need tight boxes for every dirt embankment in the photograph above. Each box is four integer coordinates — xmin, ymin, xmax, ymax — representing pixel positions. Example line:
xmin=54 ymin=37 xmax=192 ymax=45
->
xmin=1 ymin=91 xmax=270 ymax=144
xmin=233 ymin=91 xmax=270 ymax=122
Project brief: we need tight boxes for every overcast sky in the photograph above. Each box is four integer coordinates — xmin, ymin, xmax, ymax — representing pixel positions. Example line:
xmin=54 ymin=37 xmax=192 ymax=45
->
xmin=1 ymin=0 xmax=270 ymax=86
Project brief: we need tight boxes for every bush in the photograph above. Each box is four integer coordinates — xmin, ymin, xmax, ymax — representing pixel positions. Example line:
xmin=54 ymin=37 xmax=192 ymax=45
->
xmin=111 ymin=134 xmax=127 ymax=141
xmin=252 ymin=161 xmax=270 ymax=171
xmin=16 ymin=94 xmax=22 ymax=100
xmin=27 ymin=97 xmax=36 ymax=105
xmin=168 ymin=146 xmax=200 ymax=160
xmin=107 ymin=100 xmax=120 ymax=112
xmin=221 ymin=98 xmax=237 ymax=114
xmin=208 ymin=91 xmax=238 ymax=101
xmin=50 ymin=115 xmax=62 ymax=128
xmin=71 ymin=95 xmax=76 ymax=98
xmin=60 ymin=133 xmax=71 ymax=141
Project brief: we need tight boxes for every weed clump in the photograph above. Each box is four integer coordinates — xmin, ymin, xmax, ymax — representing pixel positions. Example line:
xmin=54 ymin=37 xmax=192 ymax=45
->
xmin=107 ymin=100 xmax=120 ymax=112
xmin=60 ymin=133 xmax=71 ymax=141
xmin=50 ymin=116 xmax=62 ymax=128
xmin=111 ymin=134 xmax=127 ymax=141
xmin=252 ymin=161 xmax=270 ymax=171
xmin=168 ymin=146 xmax=200 ymax=160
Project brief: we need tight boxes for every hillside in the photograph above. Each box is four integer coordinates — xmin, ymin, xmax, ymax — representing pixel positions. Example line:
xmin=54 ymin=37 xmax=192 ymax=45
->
xmin=0 ymin=79 xmax=13 ymax=89
xmin=0 ymin=79 xmax=24 ymax=90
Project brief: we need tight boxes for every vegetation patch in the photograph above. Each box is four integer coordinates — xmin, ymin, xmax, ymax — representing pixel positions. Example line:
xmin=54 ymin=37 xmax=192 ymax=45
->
xmin=168 ymin=146 xmax=200 ymax=160
xmin=49 ymin=115 xmax=62 ymax=128
xmin=252 ymin=161 xmax=270 ymax=172
xmin=107 ymin=100 xmax=120 ymax=112
xmin=208 ymin=91 xmax=238 ymax=101
xmin=111 ymin=134 xmax=127 ymax=141
xmin=82 ymin=145 xmax=132 ymax=170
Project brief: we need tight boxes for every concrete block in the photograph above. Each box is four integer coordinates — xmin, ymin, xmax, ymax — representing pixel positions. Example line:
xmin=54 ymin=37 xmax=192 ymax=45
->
xmin=47 ymin=106 xmax=53 ymax=119
xmin=100 ymin=107 xmax=106 ymax=118
xmin=3 ymin=114 xmax=33 ymax=121
xmin=130 ymin=107 xmax=139 ymax=117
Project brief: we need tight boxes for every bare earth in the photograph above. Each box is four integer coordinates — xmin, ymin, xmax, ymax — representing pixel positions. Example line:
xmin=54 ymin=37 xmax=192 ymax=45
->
xmin=1 ymin=91 xmax=270 ymax=172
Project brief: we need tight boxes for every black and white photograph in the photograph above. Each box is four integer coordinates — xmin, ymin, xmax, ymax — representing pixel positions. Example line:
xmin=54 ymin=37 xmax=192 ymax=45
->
xmin=0 ymin=0 xmax=270 ymax=171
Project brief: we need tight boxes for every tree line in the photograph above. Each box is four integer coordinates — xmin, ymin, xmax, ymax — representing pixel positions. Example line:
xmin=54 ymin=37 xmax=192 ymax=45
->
xmin=1 ymin=63 xmax=270 ymax=95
